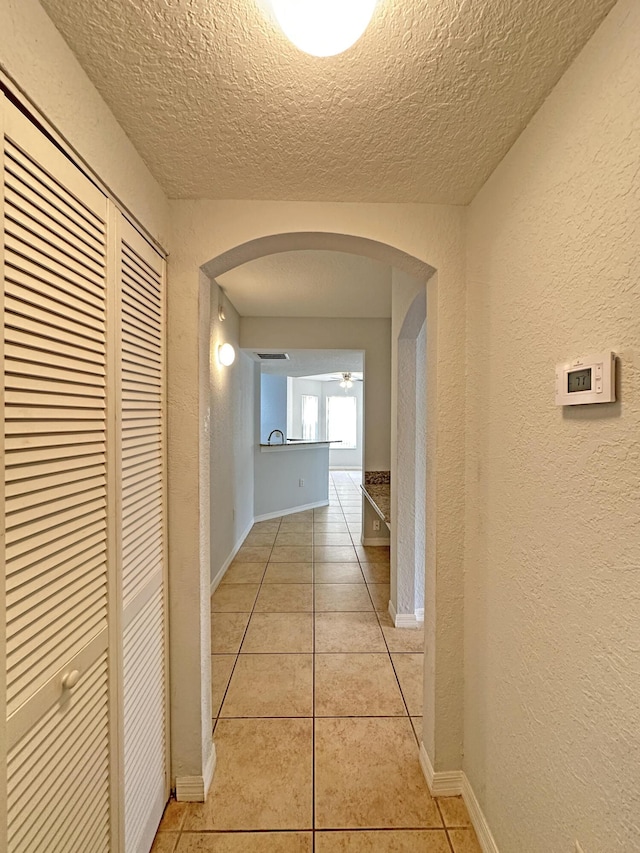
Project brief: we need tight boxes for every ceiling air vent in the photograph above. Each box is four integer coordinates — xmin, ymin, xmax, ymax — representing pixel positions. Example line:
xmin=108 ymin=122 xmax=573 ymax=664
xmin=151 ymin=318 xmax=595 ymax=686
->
xmin=256 ymin=353 xmax=290 ymax=360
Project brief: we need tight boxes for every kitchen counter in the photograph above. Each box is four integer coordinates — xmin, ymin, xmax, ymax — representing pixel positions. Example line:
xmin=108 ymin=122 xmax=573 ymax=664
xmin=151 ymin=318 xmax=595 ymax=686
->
xmin=361 ymin=483 xmax=391 ymax=527
xmin=259 ymin=440 xmax=339 ymax=451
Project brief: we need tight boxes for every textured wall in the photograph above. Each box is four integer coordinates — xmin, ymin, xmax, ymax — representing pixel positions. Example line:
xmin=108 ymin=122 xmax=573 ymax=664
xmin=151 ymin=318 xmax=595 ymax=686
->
xmin=210 ymin=287 xmax=256 ymax=583
xmin=465 ymin=0 xmax=640 ymax=849
xmin=0 ymin=0 xmax=169 ymax=244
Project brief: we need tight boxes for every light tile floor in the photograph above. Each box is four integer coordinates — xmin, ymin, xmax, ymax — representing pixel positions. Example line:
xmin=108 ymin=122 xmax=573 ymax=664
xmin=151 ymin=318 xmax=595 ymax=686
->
xmin=154 ymin=471 xmax=481 ymax=853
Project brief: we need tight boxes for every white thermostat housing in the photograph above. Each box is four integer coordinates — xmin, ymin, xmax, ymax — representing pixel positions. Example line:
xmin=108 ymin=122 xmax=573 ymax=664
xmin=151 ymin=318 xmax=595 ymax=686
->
xmin=555 ymin=351 xmax=616 ymax=406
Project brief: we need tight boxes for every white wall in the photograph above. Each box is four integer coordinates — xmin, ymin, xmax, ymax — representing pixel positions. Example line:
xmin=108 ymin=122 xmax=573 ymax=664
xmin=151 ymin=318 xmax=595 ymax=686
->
xmin=0 ymin=0 xmax=169 ymax=245
xmin=241 ymin=318 xmax=389 ymax=473
xmin=210 ymin=287 xmax=256 ymax=583
xmin=260 ymin=373 xmax=288 ymax=443
xmin=465 ymin=0 xmax=640 ymax=849
xmin=254 ymin=445 xmax=330 ymax=517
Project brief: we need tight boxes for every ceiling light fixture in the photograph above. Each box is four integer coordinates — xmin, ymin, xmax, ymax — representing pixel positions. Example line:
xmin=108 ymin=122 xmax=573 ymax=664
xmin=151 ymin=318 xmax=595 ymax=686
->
xmin=218 ymin=343 xmax=236 ymax=366
xmin=339 ymin=372 xmax=354 ymax=389
xmin=270 ymin=0 xmax=378 ymax=57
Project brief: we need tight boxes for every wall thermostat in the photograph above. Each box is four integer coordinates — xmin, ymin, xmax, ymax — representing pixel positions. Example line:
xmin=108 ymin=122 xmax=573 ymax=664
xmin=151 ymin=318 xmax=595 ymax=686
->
xmin=555 ymin=351 xmax=616 ymax=406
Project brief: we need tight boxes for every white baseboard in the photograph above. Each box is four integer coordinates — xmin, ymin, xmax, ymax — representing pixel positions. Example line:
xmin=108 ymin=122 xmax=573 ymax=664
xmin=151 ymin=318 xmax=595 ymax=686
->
xmin=389 ymin=599 xmax=422 ymax=628
xmin=419 ymin=743 xmax=500 ymax=853
xmin=419 ymin=742 xmax=464 ymax=796
xmin=461 ymin=772 xmax=500 ymax=853
xmin=176 ymin=743 xmax=217 ymax=803
xmin=361 ymin=537 xmax=391 ymax=546
xmin=210 ymin=519 xmax=254 ymax=595
xmin=254 ymin=499 xmax=329 ymax=522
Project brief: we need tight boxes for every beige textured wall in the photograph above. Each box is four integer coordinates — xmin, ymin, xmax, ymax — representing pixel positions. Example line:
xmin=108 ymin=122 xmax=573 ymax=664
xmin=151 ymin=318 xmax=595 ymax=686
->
xmin=169 ymin=200 xmax=467 ymax=771
xmin=464 ymin=0 xmax=640 ymax=849
xmin=0 ymin=0 xmax=169 ymax=244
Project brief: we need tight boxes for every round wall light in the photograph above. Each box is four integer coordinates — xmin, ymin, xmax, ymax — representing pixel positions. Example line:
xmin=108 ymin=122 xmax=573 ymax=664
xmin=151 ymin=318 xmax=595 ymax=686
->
xmin=218 ymin=343 xmax=236 ymax=366
xmin=270 ymin=0 xmax=378 ymax=57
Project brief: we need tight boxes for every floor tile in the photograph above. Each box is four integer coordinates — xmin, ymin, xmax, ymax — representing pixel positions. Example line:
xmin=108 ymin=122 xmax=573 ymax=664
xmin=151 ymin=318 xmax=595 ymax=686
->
xmin=315 ymin=654 xmax=406 ymax=716
xmin=176 ymin=833 xmax=312 ymax=852
xmin=263 ymin=563 xmax=313 ymax=584
xmin=360 ymin=563 xmax=390 ymax=584
xmin=314 ymin=563 xmax=365 ymax=584
xmin=280 ymin=511 xmax=314 ymax=523
xmin=436 ymin=795 xmax=472 ymax=828
xmin=158 ymin=799 xmax=188 ymax=831
xmin=411 ymin=717 xmax=423 ymax=742
xmin=378 ymin=614 xmax=425 ymax=652
xmin=315 ymin=830 xmax=450 ymax=852
xmin=275 ymin=532 xmax=313 ymax=546
xmin=221 ymin=654 xmax=313 ymax=717
xmin=313 ymin=533 xmax=354 ymax=546
xmin=234 ymin=546 xmax=273 ymax=563
xmin=366 ymin=583 xmax=390 ymax=612
xmin=356 ymin=546 xmax=390 ymax=564
xmin=314 ymin=612 xmax=386 ymax=653
xmin=313 ymin=511 xmax=345 ymax=520
xmin=274 ymin=522 xmax=313 ymax=533
xmin=391 ymin=653 xmax=424 ymax=715
xmin=251 ymin=521 xmax=281 ymax=532
xmin=314 ymin=546 xmax=358 ymax=563
xmin=314 ymin=584 xmax=373 ymax=612
xmin=313 ymin=522 xmax=349 ymax=533
xmin=242 ymin=612 xmax=313 ymax=653
xmin=152 ymin=833 xmax=178 ymax=853
xmin=185 ymin=718 xmax=312 ymax=830
xmin=243 ymin=533 xmax=278 ymax=547
xmin=211 ymin=655 xmax=236 ymax=716
xmin=221 ymin=562 xmax=267 ymax=585
xmin=255 ymin=583 xmax=313 ymax=612
xmin=315 ymin=717 xmax=441 ymax=829
xmin=211 ymin=584 xmax=259 ymax=613
xmin=448 ymin=828 xmax=483 ymax=853
xmin=211 ymin=613 xmax=251 ymax=654
xmin=270 ymin=546 xmax=313 ymax=563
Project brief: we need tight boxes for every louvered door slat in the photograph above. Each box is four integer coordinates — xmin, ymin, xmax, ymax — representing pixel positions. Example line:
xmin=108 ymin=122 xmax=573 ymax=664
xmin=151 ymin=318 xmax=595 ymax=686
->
xmin=118 ymin=216 xmax=168 ymax=851
xmin=3 ymin=100 xmax=113 ymax=853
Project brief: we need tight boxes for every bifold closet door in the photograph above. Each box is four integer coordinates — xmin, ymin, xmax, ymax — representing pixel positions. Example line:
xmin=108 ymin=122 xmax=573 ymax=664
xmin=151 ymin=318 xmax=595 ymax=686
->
xmin=1 ymin=98 xmax=116 ymax=851
xmin=116 ymin=214 xmax=169 ymax=853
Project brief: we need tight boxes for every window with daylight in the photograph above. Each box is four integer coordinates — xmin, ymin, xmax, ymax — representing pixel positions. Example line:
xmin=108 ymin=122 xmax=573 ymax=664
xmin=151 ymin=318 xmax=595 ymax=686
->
xmin=301 ymin=394 xmax=319 ymax=440
xmin=326 ymin=395 xmax=357 ymax=449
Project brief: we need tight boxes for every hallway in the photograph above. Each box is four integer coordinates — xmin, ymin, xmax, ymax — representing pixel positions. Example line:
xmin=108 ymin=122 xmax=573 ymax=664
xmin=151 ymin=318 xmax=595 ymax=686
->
xmin=153 ymin=473 xmax=480 ymax=852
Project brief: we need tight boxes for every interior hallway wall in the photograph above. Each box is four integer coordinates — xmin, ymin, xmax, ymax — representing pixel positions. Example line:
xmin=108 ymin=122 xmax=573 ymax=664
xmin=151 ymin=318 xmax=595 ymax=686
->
xmin=210 ymin=287 xmax=256 ymax=584
xmin=465 ymin=0 xmax=640 ymax=849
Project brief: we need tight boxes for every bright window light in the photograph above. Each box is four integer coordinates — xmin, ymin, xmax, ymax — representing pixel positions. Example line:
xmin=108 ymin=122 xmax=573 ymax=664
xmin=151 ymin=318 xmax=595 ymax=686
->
xmin=327 ymin=395 xmax=357 ymax=449
xmin=301 ymin=394 xmax=319 ymax=440
xmin=270 ymin=0 xmax=378 ymax=57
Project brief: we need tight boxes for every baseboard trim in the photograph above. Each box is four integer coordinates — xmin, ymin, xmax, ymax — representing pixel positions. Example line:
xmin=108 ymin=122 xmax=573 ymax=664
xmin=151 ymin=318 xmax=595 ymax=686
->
xmin=419 ymin=743 xmax=464 ymax=796
xmin=419 ymin=743 xmax=500 ymax=853
xmin=210 ymin=519 xmax=254 ymax=595
xmin=254 ymin=499 xmax=329 ymax=523
xmin=461 ymin=772 xmax=500 ymax=853
xmin=389 ymin=599 xmax=422 ymax=628
xmin=361 ymin=537 xmax=391 ymax=546
xmin=175 ymin=742 xmax=217 ymax=803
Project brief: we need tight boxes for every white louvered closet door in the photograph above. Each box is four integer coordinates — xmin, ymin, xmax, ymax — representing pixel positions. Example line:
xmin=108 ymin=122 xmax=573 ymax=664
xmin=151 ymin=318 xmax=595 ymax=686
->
xmin=116 ymin=214 xmax=169 ymax=853
xmin=1 ymin=99 xmax=115 ymax=851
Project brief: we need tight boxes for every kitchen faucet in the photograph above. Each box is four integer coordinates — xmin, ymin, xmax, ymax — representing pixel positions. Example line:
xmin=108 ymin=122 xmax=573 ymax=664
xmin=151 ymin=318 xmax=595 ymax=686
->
xmin=268 ymin=429 xmax=285 ymax=445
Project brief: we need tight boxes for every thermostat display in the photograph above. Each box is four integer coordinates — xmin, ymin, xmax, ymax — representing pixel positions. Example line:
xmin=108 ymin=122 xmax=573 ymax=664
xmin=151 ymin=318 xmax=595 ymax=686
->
xmin=556 ymin=351 xmax=616 ymax=406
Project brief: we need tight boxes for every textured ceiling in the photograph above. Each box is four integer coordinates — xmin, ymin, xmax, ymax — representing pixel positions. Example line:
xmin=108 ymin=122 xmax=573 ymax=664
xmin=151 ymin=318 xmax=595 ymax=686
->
xmin=39 ymin=0 xmax=616 ymax=204
xmin=218 ymin=250 xmax=392 ymax=317
xmin=251 ymin=350 xmax=365 ymax=377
